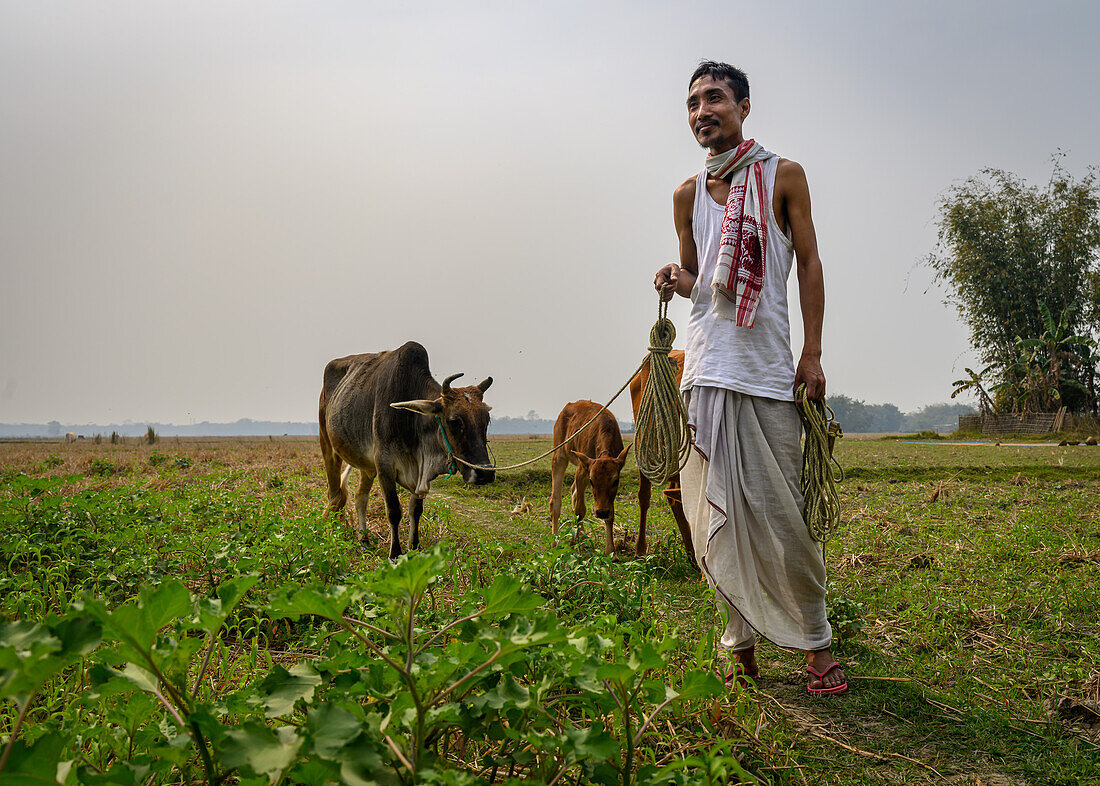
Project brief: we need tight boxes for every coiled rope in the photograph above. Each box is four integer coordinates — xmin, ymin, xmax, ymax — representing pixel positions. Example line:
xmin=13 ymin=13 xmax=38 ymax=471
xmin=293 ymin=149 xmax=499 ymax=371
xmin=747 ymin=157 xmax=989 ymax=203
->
xmin=795 ymin=382 xmax=844 ymax=542
xmin=634 ymin=291 xmax=692 ymax=484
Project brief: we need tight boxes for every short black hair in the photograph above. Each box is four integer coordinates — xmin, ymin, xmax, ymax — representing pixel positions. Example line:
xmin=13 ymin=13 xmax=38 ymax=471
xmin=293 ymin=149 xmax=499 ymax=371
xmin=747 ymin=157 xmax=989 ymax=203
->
xmin=689 ymin=61 xmax=749 ymax=103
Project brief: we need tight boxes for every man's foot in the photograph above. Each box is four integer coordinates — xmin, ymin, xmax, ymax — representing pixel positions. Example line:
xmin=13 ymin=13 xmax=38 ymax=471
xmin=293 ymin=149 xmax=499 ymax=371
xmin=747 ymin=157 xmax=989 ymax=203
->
xmin=806 ymin=649 xmax=847 ymax=695
xmin=722 ymin=647 xmax=759 ymax=688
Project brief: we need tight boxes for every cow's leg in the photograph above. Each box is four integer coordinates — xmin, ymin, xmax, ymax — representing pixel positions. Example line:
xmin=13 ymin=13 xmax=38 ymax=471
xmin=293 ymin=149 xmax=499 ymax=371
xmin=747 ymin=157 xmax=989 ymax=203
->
xmin=665 ymin=473 xmax=698 ymax=568
xmin=636 ymin=472 xmax=651 ymax=558
xmin=549 ymin=452 xmax=568 ymax=538
xmin=571 ymin=465 xmax=588 ymax=522
xmin=409 ymin=494 xmax=425 ymax=551
xmin=604 ymin=514 xmax=615 ymax=556
xmin=319 ymin=427 xmax=347 ymax=511
xmin=354 ymin=472 xmax=375 ymax=545
xmin=378 ymin=473 xmax=404 ymax=560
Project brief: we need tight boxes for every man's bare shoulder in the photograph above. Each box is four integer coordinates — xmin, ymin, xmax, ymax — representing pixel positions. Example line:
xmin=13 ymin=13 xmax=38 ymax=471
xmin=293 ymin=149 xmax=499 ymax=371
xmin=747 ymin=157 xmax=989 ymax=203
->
xmin=674 ymin=174 xmax=697 ymax=206
xmin=775 ymin=158 xmax=809 ymax=192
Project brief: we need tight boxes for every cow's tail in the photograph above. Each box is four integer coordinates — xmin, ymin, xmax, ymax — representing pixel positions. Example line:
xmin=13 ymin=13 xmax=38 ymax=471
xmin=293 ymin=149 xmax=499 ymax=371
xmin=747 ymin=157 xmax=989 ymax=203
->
xmin=340 ymin=464 xmax=353 ymax=487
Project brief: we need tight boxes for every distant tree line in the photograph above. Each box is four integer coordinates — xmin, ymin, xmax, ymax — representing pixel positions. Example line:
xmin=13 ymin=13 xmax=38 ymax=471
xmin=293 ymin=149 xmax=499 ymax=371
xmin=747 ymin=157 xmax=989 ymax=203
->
xmin=825 ymin=396 xmax=975 ymax=434
xmin=4 ymin=403 xmax=969 ymax=439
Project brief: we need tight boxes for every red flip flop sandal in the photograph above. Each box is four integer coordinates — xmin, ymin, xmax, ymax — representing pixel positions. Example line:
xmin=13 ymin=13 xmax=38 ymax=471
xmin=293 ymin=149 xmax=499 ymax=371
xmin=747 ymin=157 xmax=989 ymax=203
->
xmin=718 ymin=662 xmax=757 ymax=690
xmin=807 ymin=662 xmax=848 ymax=695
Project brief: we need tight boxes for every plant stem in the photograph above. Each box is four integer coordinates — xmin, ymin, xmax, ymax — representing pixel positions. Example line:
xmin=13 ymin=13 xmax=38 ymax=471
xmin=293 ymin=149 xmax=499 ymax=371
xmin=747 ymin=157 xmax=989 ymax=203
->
xmin=0 ymin=690 xmax=36 ymax=777
xmin=191 ymin=632 xmax=219 ymax=699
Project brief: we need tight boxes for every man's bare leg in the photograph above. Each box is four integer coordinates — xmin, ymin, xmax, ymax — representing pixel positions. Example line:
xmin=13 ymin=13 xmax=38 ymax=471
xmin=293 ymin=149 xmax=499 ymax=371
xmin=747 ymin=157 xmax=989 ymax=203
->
xmin=806 ymin=648 xmax=846 ymax=691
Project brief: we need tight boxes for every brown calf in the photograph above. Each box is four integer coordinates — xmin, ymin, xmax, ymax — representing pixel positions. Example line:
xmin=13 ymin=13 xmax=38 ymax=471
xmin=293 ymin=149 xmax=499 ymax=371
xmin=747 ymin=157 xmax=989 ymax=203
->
xmin=628 ymin=350 xmax=697 ymax=565
xmin=550 ymin=400 xmax=630 ymax=554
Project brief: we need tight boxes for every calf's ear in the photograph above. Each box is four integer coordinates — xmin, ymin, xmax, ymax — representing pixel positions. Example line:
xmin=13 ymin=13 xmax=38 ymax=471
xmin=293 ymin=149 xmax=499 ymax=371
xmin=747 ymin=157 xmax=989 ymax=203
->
xmin=572 ymin=450 xmax=592 ymax=469
xmin=391 ymin=398 xmax=444 ymax=416
xmin=477 ymin=376 xmax=493 ymax=393
xmin=616 ymin=443 xmax=632 ymax=464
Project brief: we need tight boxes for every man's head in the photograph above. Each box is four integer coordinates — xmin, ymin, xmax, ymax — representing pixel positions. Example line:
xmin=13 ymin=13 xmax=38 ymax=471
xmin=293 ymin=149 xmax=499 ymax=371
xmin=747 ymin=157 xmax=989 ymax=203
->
xmin=687 ymin=61 xmax=751 ymax=154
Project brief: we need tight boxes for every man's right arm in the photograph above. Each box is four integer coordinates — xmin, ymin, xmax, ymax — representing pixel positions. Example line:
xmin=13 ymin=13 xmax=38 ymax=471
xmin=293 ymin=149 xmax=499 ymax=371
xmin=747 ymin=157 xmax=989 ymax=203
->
xmin=655 ymin=177 xmax=699 ymax=301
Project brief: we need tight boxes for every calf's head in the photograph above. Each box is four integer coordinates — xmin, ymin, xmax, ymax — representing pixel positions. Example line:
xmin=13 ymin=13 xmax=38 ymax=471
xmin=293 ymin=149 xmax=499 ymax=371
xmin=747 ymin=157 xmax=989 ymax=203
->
xmin=572 ymin=444 xmax=631 ymax=520
xmin=391 ymin=373 xmax=496 ymax=485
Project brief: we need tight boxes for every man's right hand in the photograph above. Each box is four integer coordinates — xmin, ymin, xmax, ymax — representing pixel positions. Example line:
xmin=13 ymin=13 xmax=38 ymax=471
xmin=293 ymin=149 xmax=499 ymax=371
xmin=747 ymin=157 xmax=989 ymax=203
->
xmin=654 ymin=264 xmax=681 ymax=301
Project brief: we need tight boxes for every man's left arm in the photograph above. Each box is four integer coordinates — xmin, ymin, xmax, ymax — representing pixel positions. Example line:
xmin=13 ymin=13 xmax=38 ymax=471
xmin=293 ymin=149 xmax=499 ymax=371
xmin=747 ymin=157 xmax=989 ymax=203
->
xmin=778 ymin=159 xmax=826 ymax=400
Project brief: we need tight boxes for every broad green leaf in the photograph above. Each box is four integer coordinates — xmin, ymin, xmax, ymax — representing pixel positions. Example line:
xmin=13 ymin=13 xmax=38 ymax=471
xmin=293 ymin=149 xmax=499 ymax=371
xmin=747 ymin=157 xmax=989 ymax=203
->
xmin=0 ymin=731 xmax=72 ymax=786
xmin=675 ymin=669 xmax=723 ymax=701
xmin=565 ymin=725 xmax=619 ymax=762
xmin=118 ymin=662 xmax=160 ymax=695
xmin=380 ymin=691 xmax=416 ymax=733
xmin=255 ymin=662 xmax=322 ymax=718
xmin=375 ymin=547 xmax=447 ymax=601
xmin=306 ymin=703 xmax=362 ymax=758
xmin=0 ymin=616 xmax=101 ymax=700
xmin=268 ymin=585 xmax=355 ymax=621
xmin=218 ymin=723 xmax=303 ymax=782
xmin=194 ymin=574 xmax=259 ymax=634
xmin=89 ymin=582 xmax=191 ymax=655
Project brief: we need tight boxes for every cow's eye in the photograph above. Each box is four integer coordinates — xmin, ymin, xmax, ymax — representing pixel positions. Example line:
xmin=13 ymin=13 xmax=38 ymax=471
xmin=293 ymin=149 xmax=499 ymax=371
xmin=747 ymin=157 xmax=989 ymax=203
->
xmin=448 ymin=418 xmax=463 ymax=432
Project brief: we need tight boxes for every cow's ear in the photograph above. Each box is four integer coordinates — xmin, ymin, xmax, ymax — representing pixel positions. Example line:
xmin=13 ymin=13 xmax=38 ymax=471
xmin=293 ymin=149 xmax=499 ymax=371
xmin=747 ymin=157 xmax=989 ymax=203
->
xmin=476 ymin=376 xmax=493 ymax=393
xmin=616 ymin=443 xmax=632 ymax=464
xmin=572 ymin=451 xmax=592 ymax=469
xmin=391 ymin=398 xmax=444 ymax=416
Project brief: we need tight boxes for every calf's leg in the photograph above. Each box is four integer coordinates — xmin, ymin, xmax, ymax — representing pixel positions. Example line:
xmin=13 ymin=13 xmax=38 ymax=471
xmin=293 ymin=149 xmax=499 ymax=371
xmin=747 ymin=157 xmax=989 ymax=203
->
xmin=378 ymin=473 xmax=404 ymax=560
xmin=571 ymin=465 xmax=588 ymax=522
xmin=355 ymin=472 xmax=374 ymax=545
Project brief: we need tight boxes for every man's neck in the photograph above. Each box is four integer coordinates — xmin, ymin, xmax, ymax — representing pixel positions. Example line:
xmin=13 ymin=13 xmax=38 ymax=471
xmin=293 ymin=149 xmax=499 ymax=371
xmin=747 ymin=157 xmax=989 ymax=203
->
xmin=708 ymin=135 xmax=745 ymax=157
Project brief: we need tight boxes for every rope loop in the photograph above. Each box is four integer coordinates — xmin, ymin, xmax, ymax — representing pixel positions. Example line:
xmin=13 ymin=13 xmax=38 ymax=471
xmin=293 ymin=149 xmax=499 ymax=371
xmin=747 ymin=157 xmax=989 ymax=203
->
xmin=795 ymin=383 xmax=844 ymax=542
xmin=634 ymin=291 xmax=692 ymax=484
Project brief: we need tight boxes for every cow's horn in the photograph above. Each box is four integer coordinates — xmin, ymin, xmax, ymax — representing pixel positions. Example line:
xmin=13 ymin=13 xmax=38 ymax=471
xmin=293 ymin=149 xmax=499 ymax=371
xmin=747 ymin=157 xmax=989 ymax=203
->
xmin=442 ymin=373 xmax=463 ymax=394
xmin=477 ymin=376 xmax=493 ymax=393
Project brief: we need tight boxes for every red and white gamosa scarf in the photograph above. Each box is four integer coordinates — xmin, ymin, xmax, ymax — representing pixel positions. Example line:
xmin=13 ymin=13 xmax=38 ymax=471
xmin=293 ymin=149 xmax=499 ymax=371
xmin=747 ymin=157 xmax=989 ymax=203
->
xmin=705 ymin=138 xmax=775 ymax=328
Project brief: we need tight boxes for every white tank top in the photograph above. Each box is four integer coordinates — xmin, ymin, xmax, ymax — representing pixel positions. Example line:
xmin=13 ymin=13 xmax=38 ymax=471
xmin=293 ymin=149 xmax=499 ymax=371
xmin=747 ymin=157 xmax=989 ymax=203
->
xmin=681 ymin=157 xmax=797 ymax=401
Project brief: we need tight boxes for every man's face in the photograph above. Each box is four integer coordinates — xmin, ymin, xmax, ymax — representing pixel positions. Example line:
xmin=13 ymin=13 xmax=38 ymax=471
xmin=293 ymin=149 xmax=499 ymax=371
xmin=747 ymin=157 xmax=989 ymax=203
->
xmin=687 ymin=75 xmax=750 ymax=154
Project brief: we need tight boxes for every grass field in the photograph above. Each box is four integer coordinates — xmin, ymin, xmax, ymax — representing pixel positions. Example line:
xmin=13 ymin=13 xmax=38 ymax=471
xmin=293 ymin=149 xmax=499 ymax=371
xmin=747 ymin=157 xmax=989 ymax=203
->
xmin=2 ymin=434 xmax=1099 ymax=784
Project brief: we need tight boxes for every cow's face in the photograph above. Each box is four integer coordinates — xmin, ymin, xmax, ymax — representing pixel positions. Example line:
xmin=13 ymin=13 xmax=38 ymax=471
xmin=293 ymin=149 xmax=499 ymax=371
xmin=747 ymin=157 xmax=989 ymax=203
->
xmin=573 ymin=444 xmax=631 ymax=521
xmin=392 ymin=374 xmax=495 ymax=485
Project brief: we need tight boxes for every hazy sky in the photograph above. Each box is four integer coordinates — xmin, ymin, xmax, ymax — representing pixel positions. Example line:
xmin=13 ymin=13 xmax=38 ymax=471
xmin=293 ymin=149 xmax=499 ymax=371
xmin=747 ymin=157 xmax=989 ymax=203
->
xmin=3 ymin=1 xmax=1099 ymax=424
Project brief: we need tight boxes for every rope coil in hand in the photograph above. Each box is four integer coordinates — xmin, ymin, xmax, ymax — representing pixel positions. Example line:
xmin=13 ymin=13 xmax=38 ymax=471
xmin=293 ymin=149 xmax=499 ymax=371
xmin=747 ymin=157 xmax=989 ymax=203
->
xmin=634 ymin=290 xmax=692 ymax=484
xmin=795 ymin=383 xmax=844 ymax=542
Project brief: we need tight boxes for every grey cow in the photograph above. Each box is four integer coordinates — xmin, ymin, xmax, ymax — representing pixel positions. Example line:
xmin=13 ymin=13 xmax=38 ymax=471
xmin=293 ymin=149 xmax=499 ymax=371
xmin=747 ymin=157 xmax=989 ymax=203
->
xmin=319 ymin=341 xmax=495 ymax=559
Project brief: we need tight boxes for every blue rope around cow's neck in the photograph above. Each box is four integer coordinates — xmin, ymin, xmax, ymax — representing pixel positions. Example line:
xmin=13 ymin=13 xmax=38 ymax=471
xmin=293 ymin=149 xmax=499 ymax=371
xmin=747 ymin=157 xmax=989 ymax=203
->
xmin=435 ymin=415 xmax=457 ymax=478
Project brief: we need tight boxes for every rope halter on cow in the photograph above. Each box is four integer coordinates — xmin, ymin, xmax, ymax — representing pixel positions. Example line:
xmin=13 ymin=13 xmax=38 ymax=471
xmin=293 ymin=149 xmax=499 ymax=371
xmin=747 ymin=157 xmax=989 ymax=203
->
xmin=434 ymin=415 xmax=458 ymax=478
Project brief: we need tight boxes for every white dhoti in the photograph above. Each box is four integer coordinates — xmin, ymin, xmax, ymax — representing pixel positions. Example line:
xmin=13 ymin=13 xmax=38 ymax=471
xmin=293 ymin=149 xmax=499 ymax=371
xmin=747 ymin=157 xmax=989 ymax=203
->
xmin=681 ymin=386 xmax=832 ymax=652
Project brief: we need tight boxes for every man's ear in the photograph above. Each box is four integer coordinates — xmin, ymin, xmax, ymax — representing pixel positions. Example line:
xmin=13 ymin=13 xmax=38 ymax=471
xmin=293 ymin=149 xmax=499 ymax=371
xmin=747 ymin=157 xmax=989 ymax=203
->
xmin=572 ymin=451 xmax=592 ymax=469
xmin=739 ymin=97 xmax=751 ymax=121
xmin=391 ymin=398 xmax=444 ymax=416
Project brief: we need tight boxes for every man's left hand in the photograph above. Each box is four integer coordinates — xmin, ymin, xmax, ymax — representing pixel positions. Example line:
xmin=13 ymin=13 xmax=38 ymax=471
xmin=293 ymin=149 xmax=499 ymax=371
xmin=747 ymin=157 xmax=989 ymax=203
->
xmin=794 ymin=354 xmax=826 ymax=400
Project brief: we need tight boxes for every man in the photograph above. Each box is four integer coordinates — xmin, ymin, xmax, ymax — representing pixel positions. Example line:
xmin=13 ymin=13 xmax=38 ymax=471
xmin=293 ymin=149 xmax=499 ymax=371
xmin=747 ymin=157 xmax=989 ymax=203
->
xmin=654 ymin=61 xmax=846 ymax=695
